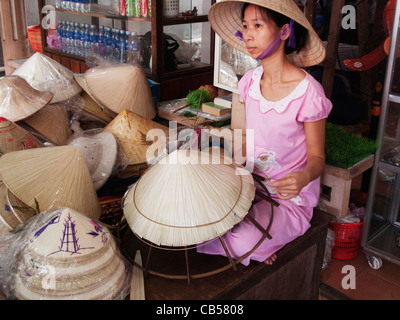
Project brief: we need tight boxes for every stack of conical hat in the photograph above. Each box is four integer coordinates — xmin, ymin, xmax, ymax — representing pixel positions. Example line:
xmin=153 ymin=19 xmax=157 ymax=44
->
xmin=22 ymin=103 xmax=72 ymax=146
xmin=0 ymin=181 xmax=36 ymax=236
xmin=12 ymin=52 xmax=82 ymax=103
xmin=104 ymin=109 xmax=169 ymax=165
xmin=0 ymin=75 xmax=53 ymax=122
xmin=79 ymin=64 xmax=156 ymax=120
xmin=0 ymin=117 xmax=43 ymax=155
xmin=14 ymin=208 xmax=129 ymax=300
xmin=122 ymin=149 xmax=256 ymax=247
xmin=0 ymin=145 xmax=101 ymax=219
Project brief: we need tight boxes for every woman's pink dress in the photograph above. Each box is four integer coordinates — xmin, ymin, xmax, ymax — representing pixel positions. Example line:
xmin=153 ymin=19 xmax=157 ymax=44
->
xmin=197 ymin=66 xmax=332 ymax=266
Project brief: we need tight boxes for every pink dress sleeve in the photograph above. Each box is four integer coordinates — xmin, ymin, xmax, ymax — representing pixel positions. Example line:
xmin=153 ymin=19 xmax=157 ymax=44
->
xmin=297 ymin=78 xmax=333 ymax=122
xmin=238 ymin=69 xmax=254 ymax=102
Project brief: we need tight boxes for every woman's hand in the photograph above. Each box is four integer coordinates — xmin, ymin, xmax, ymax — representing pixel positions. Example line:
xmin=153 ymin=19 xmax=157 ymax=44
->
xmin=268 ymin=171 xmax=310 ymax=200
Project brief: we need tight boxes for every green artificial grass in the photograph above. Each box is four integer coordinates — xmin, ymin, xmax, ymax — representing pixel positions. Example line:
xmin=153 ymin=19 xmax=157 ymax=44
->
xmin=325 ymin=123 xmax=378 ymax=168
xmin=185 ymin=89 xmax=211 ymax=110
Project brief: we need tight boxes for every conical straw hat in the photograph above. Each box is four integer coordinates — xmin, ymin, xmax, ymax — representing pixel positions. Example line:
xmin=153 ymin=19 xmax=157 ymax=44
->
xmin=208 ymin=0 xmax=326 ymax=67
xmin=0 ymin=117 xmax=43 ymax=155
xmin=0 ymin=146 xmax=101 ymax=219
xmin=12 ymin=52 xmax=82 ymax=103
xmin=14 ymin=208 xmax=128 ymax=300
xmin=123 ymin=149 xmax=256 ymax=247
xmin=0 ymin=75 xmax=53 ymax=122
xmin=22 ymin=103 xmax=72 ymax=146
xmin=104 ymin=109 xmax=169 ymax=165
xmin=0 ymin=181 xmax=36 ymax=236
xmin=83 ymin=64 xmax=156 ymax=119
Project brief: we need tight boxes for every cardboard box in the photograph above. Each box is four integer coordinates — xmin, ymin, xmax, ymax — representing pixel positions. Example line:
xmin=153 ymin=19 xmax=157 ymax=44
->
xmin=201 ymin=102 xmax=231 ymax=117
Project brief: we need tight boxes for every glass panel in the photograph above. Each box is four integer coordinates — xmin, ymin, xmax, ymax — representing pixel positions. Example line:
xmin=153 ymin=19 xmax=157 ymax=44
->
xmin=179 ymin=0 xmax=211 ymax=16
xmin=382 ymin=101 xmax=400 ymax=168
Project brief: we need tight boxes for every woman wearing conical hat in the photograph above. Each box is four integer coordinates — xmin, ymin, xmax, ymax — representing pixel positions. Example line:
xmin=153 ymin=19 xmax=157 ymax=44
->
xmin=198 ymin=0 xmax=332 ymax=265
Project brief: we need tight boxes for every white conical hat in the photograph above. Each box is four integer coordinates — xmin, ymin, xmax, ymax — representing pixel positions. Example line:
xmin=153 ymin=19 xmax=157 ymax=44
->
xmin=0 ymin=146 xmax=101 ymax=219
xmin=12 ymin=52 xmax=82 ymax=103
xmin=14 ymin=208 xmax=128 ymax=300
xmin=0 ymin=75 xmax=53 ymax=122
xmin=0 ymin=117 xmax=44 ymax=155
xmin=83 ymin=64 xmax=156 ymax=119
xmin=104 ymin=109 xmax=169 ymax=165
xmin=123 ymin=149 xmax=256 ymax=247
xmin=23 ymin=103 xmax=72 ymax=146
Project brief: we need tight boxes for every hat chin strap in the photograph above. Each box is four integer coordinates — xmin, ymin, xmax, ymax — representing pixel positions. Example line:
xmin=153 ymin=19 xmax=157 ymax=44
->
xmin=235 ymin=20 xmax=296 ymax=60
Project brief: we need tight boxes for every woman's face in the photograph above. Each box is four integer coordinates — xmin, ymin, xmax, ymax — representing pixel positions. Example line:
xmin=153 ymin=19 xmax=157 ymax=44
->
xmin=242 ymin=5 xmax=282 ymax=59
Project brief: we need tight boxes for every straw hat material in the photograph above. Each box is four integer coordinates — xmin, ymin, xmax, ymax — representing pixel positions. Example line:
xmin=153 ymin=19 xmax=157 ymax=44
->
xmin=208 ymin=0 xmax=326 ymax=67
xmin=22 ymin=103 xmax=72 ymax=146
xmin=122 ymin=149 xmax=256 ymax=247
xmin=0 ymin=76 xmax=53 ymax=122
xmin=68 ymin=129 xmax=118 ymax=191
xmin=12 ymin=52 xmax=82 ymax=103
xmin=104 ymin=109 xmax=169 ymax=165
xmin=13 ymin=208 xmax=128 ymax=300
xmin=83 ymin=64 xmax=157 ymax=119
xmin=0 ymin=146 xmax=101 ymax=219
xmin=0 ymin=117 xmax=44 ymax=155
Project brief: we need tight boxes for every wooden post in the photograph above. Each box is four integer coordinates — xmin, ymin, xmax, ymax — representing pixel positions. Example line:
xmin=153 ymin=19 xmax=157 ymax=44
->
xmin=0 ymin=0 xmax=30 ymax=75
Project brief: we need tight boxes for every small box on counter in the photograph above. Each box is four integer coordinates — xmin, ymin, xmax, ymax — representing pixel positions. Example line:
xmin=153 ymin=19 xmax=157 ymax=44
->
xmin=201 ymin=102 xmax=231 ymax=117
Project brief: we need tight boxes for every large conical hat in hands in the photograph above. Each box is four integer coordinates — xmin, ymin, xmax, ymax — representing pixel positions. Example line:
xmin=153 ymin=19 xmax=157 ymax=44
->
xmin=0 ymin=75 xmax=53 ymax=121
xmin=0 ymin=146 xmax=101 ymax=219
xmin=83 ymin=64 xmax=156 ymax=119
xmin=12 ymin=52 xmax=82 ymax=103
xmin=104 ymin=109 xmax=169 ymax=165
xmin=0 ymin=117 xmax=43 ymax=155
xmin=123 ymin=149 xmax=256 ymax=247
xmin=13 ymin=207 xmax=129 ymax=300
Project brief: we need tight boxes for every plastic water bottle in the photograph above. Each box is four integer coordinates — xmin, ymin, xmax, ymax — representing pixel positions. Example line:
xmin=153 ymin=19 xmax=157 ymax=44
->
xmin=61 ymin=0 xmax=68 ymax=9
xmin=104 ymin=27 xmax=113 ymax=61
xmin=119 ymin=29 xmax=127 ymax=63
xmin=73 ymin=22 xmax=81 ymax=55
xmin=78 ymin=23 xmax=85 ymax=56
xmin=57 ymin=21 xmax=63 ymax=51
xmin=127 ymin=31 xmax=140 ymax=65
xmin=83 ymin=24 xmax=90 ymax=56
xmin=80 ymin=0 xmax=91 ymax=13
xmin=112 ymin=29 xmax=120 ymax=62
xmin=64 ymin=21 xmax=71 ymax=53
xmin=61 ymin=21 xmax=67 ymax=52
xmin=56 ymin=0 xmax=62 ymax=8
xmin=98 ymin=25 xmax=105 ymax=57
xmin=89 ymin=25 xmax=99 ymax=55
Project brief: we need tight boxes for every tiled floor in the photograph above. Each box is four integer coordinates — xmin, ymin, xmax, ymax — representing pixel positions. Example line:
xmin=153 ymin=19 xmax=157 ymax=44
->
xmin=320 ymin=251 xmax=400 ymax=300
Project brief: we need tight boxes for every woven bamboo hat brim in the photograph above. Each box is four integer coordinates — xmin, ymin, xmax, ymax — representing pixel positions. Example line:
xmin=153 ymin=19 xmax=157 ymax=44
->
xmin=83 ymin=64 xmax=157 ymax=119
xmin=0 ymin=181 xmax=36 ymax=236
xmin=22 ymin=103 xmax=72 ymax=146
xmin=14 ymin=208 xmax=128 ymax=300
xmin=0 ymin=117 xmax=43 ymax=155
xmin=12 ymin=53 xmax=82 ymax=103
xmin=0 ymin=76 xmax=53 ymax=122
xmin=208 ymin=0 xmax=326 ymax=67
xmin=123 ymin=149 xmax=256 ymax=247
xmin=68 ymin=130 xmax=118 ymax=191
xmin=104 ymin=109 xmax=169 ymax=165
xmin=0 ymin=146 xmax=101 ymax=219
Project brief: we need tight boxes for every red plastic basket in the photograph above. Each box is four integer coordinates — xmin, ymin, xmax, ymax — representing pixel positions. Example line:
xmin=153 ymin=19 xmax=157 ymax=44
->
xmin=27 ymin=25 xmax=57 ymax=53
xmin=329 ymin=221 xmax=364 ymax=260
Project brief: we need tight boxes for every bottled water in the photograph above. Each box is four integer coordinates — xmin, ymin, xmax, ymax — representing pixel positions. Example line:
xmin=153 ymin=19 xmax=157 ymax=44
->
xmin=64 ymin=21 xmax=71 ymax=53
xmin=83 ymin=24 xmax=91 ymax=56
xmin=98 ymin=25 xmax=105 ymax=57
xmin=127 ymin=31 xmax=140 ymax=65
xmin=119 ymin=29 xmax=127 ymax=63
xmin=61 ymin=21 xmax=68 ymax=52
xmin=57 ymin=21 xmax=63 ymax=51
xmin=112 ymin=29 xmax=120 ymax=62
xmin=61 ymin=0 xmax=68 ymax=9
xmin=89 ymin=25 xmax=99 ymax=55
xmin=104 ymin=27 xmax=113 ymax=61
xmin=80 ymin=0 xmax=91 ymax=13
xmin=73 ymin=22 xmax=81 ymax=55
xmin=56 ymin=0 xmax=62 ymax=8
xmin=79 ymin=23 xmax=85 ymax=56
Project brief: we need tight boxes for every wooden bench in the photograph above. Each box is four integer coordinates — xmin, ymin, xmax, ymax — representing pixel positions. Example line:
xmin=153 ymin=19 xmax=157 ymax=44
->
xmin=120 ymin=209 xmax=332 ymax=300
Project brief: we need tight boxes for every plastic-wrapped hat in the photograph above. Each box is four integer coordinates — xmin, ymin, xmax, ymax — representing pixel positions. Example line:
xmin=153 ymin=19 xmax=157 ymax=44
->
xmin=0 ymin=145 xmax=101 ymax=219
xmin=22 ymin=103 xmax=72 ymax=146
xmin=104 ymin=109 xmax=169 ymax=165
xmin=123 ymin=149 xmax=256 ymax=247
xmin=12 ymin=52 xmax=82 ymax=103
xmin=208 ymin=0 xmax=326 ymax=67
xmin=0 ymin=117 xmax=43 ymax=155
xmin=0 ymin=75 xmax=53 ymax=122
xmin=13 ymin=208 xmax=129 ymax=300
xmin=68 ymin=124 xmax=118 ymax=191
xmin=0 ymin=181 xmax=36 ymax=236
xmin=81 ymin=64 xmax=156 ymax=119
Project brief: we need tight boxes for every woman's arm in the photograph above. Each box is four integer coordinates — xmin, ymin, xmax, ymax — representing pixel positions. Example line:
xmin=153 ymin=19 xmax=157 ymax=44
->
xmin=268 ymin=119 xmax=326 ymax=200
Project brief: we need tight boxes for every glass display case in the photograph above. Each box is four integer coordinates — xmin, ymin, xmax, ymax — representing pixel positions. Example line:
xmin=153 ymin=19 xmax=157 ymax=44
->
xmin=362 ymin=0 xmax=400 ymax=267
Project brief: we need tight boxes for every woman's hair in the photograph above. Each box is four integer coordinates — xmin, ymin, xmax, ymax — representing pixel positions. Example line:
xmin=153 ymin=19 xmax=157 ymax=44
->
xmin=241 ymin=3 xmax=309 ymax=54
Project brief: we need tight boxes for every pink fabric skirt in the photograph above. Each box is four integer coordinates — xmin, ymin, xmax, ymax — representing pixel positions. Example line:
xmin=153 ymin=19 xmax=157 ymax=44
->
xmin=197 ymin=196 xmax=313 ymax=266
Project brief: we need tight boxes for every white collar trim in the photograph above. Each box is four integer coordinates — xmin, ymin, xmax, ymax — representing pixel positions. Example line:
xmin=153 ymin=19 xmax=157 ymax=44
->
xmin=248 ymin=66 xmax=309 ymax=114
